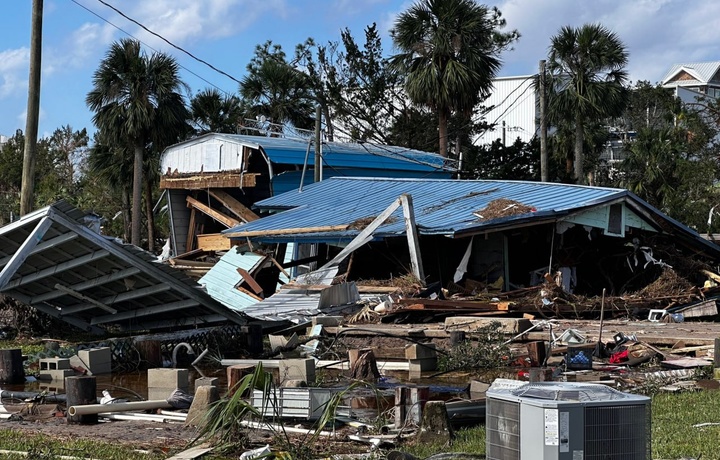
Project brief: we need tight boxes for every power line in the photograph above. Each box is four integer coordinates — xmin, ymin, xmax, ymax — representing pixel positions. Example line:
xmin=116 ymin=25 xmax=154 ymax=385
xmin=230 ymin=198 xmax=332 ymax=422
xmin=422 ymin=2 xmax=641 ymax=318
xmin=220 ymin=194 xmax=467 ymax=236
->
xmin=93 ymin=0 xmax=243 ymax=85
xmin=69 ymin=0 xmax=231 ymax=96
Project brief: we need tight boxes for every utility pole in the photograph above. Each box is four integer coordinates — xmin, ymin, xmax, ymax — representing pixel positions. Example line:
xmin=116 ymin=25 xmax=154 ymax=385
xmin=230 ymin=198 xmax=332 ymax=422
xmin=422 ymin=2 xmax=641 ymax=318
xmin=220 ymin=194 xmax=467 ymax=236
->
xmin=539 ymin=60 xmax=548 ymax=182
xmin=20 ymin=0 xmax=43 ymax=215
xmin=314 ymin=105 xmax=321 ymax=183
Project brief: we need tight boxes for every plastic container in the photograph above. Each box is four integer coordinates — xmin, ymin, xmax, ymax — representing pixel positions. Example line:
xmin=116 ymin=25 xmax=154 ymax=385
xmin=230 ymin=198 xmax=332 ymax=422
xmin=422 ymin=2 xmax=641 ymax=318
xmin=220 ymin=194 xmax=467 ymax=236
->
xmin=566 ymin=344 xmax=594 ymax=370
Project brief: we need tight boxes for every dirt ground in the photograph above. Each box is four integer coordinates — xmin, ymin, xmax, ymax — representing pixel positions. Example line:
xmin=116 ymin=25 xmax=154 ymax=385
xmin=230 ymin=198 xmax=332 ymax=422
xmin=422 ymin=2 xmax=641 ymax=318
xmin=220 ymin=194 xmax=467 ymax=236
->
xmin=1 ymin=405 xmax=197 ymax=453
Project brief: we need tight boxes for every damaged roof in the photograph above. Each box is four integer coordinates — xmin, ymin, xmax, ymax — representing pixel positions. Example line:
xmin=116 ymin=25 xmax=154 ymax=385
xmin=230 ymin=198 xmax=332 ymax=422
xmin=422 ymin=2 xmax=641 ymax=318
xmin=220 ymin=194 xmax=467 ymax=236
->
xmin=162 ymin=133 xmax=456 ymax=174
xmin=0 ymin=201 xmax=247 ymax=334
xmin=224 ymin=177 xmax=720 ymax=257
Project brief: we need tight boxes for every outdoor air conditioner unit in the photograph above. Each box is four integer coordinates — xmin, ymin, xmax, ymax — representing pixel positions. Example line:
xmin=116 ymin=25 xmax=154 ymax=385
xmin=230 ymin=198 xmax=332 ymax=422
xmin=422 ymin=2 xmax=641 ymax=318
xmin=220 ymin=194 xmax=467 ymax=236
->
xmin=486 ymin=380 xmax=651 ymax=460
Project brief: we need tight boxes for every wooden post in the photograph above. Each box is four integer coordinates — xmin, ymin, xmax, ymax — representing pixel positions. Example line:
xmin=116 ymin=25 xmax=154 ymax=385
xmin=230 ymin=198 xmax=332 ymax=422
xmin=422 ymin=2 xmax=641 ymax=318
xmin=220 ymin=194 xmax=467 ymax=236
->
xmin=526 ymin=341 xmax=547 ymax=367
xmin=242 ymin=324 xmax=264 ymax=355
xmin=400 ymin=194 xmax=425 ymax=285
xmin=66 ymin=376 xmax=97 ymax=424
xmin=135 ymin=340 xmax=162 ymax=369
xmin=226 ymin=365 xmax=255 ymax=397
xmin=0 ymin=349 xmax=24 ymax=384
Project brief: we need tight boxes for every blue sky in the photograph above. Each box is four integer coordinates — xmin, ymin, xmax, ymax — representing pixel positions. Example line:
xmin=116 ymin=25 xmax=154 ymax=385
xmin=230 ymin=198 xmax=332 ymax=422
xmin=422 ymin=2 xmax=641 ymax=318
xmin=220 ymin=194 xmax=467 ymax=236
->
xmin=2 ymin=0 xmax=720 ymax=140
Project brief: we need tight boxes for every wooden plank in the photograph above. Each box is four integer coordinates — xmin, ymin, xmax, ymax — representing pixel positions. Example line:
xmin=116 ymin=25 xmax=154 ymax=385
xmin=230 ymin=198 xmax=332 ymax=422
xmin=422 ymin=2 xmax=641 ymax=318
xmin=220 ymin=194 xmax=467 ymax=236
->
xmin=400 ymin=194 xmax=425 ymax=284
xmin=165 ymin=446 xmax=214 ymax=459
xmin=661 ymin=357 xmax=714 ymax=369
xmin=0 ymin=217 xmax=52 ymax=290
xmin=237 ymin=268 xmax=263 ymax=295
xmin=269 ymin=256 xmax=291 ymax=280
xmin=397 ymin=298 xmax=503 ymax=310
xmin=226 ymin=225 xmax=349 ymax=238
xmin=160 ymin=173 xmax=257 ymax=190
xmin=186 ymin=208 xmax=197 ymax=253
xmin=237 ymin=285 xmax=263 ymax=301
xmin=207 ymin=189 xmax=259 ymax=223
xmin=196 ymin=233 xmax=232 ymax=252
xmin=186 ymin=196 xmax=240 ymax=228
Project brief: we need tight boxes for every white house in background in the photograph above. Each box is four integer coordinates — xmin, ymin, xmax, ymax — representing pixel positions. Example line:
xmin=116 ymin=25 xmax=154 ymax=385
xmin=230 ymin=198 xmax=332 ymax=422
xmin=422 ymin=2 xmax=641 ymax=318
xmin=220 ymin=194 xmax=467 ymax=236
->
xmin=661 ymin=61 xmax=720 ymax=105
xmin=0 ymin=134 xmax=7 ymax=145
xmin=474 ymin=75 xmax=538 ymax=146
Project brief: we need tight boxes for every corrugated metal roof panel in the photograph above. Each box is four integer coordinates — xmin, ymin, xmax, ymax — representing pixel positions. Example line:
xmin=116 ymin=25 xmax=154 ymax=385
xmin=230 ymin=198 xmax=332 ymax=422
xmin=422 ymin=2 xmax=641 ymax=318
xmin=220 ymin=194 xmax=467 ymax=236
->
xmin=662 ymin=61 xmax=720 ymax=85
xmin=161 ymin=133 xmax=455 ymax=175
xmin=199 ymin=248 xmax=266 ymax=311
xmin=227 ymin=177 xmax=627 ymax=237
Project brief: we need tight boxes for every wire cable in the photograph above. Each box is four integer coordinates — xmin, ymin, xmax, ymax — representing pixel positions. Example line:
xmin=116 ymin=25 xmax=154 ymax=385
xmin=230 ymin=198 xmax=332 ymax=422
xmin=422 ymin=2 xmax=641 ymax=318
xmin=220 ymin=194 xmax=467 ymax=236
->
xmin=70 ymin=0 xmax=231 ymax=96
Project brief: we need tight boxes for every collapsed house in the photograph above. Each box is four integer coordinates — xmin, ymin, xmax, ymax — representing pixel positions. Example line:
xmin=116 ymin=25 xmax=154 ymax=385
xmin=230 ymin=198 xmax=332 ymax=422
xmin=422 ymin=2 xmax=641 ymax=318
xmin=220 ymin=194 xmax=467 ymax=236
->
xmin=212 ymin=177 xmax=720 ymax=321
xmin=159 ymin=133 xmax=455 ymax=256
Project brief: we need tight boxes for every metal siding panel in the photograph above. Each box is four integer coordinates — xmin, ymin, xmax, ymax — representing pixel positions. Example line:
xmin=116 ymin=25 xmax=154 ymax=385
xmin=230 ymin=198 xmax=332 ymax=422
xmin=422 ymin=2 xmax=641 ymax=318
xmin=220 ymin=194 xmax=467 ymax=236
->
xmin=476 ymin=76 xmax=537 ymax=145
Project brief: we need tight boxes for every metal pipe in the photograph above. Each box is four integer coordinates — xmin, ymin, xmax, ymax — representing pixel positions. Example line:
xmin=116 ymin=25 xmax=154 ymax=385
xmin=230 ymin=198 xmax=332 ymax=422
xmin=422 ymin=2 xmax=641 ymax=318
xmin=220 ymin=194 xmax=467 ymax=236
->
xmin=68 ymin=399 xmax=172 ymax=417
xmin=99 ymin=412 xmax=185 ymax=423
xmin=172 ymin=342 xmax=196 ymax=368
xmin=191 ymin=348 xmax=209 ymax=367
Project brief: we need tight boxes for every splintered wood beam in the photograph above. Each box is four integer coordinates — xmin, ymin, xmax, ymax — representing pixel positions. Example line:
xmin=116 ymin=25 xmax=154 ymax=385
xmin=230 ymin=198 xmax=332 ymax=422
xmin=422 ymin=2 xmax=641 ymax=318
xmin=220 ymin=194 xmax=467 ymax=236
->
xmin=237 ymin=268 xmax=264 ymax=295
xmin=207 ymin=189 xmax=259 ymax=223
xmin=54 ymin=284 xmax=117 ymax=314
xmin=160 ymin=173 xmax=258 ymax=190
xmin=186 ymin=196 xmax=240 ymax=228
xmin=225 ymin=225 xmax=348 ymax=238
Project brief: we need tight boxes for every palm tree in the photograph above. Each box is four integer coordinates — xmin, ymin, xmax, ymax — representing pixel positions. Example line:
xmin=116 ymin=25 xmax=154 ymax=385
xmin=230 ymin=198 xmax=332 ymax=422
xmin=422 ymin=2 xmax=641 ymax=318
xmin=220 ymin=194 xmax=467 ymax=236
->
xmin=546 ymin=24 xmax=628 ymax=183
xmin=87 ymin=38 xmax=188 ymax=247
xmin=391 ymin=0 xmax=516 ymax=157
xmin=239 ymin=43 xmax=314 ymax=133
xmin=190 ymin=88 xmax=243 ymax=134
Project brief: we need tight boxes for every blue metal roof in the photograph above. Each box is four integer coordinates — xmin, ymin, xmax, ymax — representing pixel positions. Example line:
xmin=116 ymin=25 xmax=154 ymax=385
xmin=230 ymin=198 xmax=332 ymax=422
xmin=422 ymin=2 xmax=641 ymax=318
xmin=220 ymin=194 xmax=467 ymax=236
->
xmin=212 ymin=133 xmax=455 ymax=173
xmin=223 ymin=177 xmax=720 ymax=257
xmin=225 ymin=177 xmax=624 ymax=237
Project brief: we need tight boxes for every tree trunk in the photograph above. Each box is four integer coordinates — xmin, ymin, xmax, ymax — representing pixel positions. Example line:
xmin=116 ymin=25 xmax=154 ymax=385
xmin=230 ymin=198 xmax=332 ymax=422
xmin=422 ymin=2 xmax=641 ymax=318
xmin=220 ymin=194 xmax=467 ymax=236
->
xmin=122 ymin=189 xmax=131 ymax=242
xmin=131 ymin=141 xmax=144 ymax=247
xmin=144 ymin=176 xmax=155 ymax=252
xmin=574 ymin=113 xmax=584 ymax=184
xmin=438 ymin=109 xmax=449 ymax=158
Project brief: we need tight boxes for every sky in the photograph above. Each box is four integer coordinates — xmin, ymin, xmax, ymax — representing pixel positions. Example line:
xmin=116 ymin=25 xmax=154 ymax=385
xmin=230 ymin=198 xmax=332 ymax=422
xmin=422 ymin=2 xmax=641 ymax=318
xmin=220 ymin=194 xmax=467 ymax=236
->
xmin=2 ymin=0 xmax=720 ymax=140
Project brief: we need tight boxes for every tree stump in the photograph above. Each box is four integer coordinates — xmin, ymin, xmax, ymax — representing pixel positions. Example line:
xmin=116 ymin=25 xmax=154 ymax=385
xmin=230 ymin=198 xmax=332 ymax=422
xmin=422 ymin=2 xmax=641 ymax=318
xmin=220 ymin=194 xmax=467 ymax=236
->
xmin=0 ymin=348 xmax=24 ymax=384
xmin=415 ymin=400 xmax=454 ymax=445
xmin=350 ymin=350 xmax=380 ymax=381
xmin=66 ymin=376 xmax=98 ymax=424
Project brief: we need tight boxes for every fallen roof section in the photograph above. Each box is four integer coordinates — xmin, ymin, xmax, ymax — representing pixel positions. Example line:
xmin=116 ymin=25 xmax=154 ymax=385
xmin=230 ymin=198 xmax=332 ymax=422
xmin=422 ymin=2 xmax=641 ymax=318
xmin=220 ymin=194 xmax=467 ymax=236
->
xmin=223 ymin=177 xmax=720 ymax=259
xmin=0 ymin=201 xmax=247 ymax=334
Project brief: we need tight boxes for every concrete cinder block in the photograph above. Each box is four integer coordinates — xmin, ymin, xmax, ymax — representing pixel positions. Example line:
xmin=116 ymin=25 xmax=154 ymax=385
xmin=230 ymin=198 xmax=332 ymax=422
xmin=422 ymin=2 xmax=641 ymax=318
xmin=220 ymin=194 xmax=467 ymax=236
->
xmin=194 ymin=377 xmax=218 ymax=393
xmin=405 ymin=343 xmax=437 ymax=360
xmin=186 ymin=385 xmax=219 ymax=427
xmin=408 ymin=357 xmax=437 ymax=373
xmin=279 ymin=358 xmax=315 ymax=384
xmin=147 ymin=368 xmax=189 ymax=391
xmin=38 ymin=369 xmax=74 ymax=381
xmin=77 ymin=347 xmax=112 ymax=375
xmin=39 ymin=357 xmax=72 ymax=371
xmin=148 ymin=387 xmax=177 ymax=401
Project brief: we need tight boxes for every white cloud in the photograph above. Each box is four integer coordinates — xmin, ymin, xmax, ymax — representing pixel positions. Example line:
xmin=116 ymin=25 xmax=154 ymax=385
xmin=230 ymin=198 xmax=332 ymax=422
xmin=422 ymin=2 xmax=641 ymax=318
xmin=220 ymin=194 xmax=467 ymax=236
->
xmin=126 ymin=0 xmax=290 ymax=48
xmin=488 ymin=0 xmax=720 ymax=83
xmin=0 ymin=48 xmax=29 ymax=98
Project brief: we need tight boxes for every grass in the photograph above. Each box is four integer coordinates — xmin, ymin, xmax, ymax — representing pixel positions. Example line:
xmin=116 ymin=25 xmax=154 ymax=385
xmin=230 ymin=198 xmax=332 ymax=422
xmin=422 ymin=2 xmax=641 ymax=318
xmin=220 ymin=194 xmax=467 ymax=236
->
xmin=0 ymin=429 xmax=167 ymax=459
xmin=402 ymin=388 xmax=720 ymax=460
